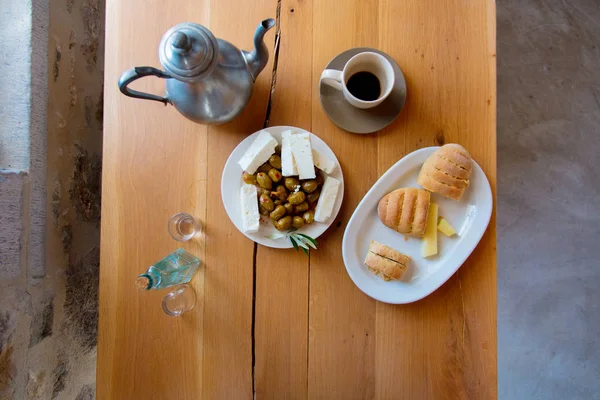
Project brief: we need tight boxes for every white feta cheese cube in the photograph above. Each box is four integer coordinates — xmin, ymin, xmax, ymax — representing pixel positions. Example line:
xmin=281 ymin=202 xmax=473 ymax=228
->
xmin=238 ymin=130 xmax=278 ymax=174
xmin=314 ymin=176 xmax=341 ymax=223
xmin=290 ymin=132 xmax=316 ymax=179
xmin=281 ymin=130 xmax=298 ymax=176
xmin=240 ymin=184 xmax=260 ymax=233
xmin=312 ymin=148 xmax=336 ymax=174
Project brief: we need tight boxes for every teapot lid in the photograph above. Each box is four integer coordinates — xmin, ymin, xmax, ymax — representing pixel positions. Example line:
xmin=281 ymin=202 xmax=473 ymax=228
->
xmin=159 ymin=22 xmax=219 ymax=81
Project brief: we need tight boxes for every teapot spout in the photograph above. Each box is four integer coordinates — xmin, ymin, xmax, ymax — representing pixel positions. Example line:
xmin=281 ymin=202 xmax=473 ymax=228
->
xmin=243 ymin=18 xmax=275 ymax=81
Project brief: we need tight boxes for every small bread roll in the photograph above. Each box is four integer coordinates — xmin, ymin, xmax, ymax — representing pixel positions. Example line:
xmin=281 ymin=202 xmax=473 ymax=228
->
xmin=364 ymin=241 xmax=410 ymax=281
xmin=417 ymin=144 xmax=472 ymax=201
xmin=368 ymin=240 xmax=411 ymax=266
xmin=377 ymin=188 xmax=430 ymax=237
xmin=364 ymin=253 xmax=405 ymax=281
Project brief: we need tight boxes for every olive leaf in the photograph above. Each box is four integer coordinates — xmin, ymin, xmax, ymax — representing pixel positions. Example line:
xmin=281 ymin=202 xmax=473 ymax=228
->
xmin=289 ymin=232 xmax=317 ymax=256
xmin=289 ymin=236 xmax=300 ymax=251
xmin=294 ymin=237 xmax=310 ymax=250
xmin=296 ymin=233 xmax=318 ymax=249
xmin=265 ymin=232 xmax=287 ymax=240
xmin=265 ymin=229 xmax=317 ymax=257
xmin=292 ymin=234 xmax=315 ymax=250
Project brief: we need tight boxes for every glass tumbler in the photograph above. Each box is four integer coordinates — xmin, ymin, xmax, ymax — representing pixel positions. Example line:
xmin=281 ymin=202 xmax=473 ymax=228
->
xmin=162 ymin=284 xmax=197 ymax=317
xmin=168 ymin=212 xmax=201 ymax=241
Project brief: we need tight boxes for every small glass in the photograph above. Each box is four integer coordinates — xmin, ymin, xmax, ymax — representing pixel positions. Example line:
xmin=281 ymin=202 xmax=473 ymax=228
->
xmin=162 ymin=284 xmax=197 ymax=316
xmin=168 ymin=212 xmax=201 ymax=241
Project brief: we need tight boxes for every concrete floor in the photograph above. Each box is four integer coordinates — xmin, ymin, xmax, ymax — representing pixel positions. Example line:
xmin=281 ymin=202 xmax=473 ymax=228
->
xmin=497 ymin=0 xmax=600 ymax=399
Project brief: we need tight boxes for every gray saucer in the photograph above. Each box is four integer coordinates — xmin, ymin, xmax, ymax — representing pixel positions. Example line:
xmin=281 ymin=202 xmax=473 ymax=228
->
xmin=319 ymin=47 xmax=407 ymax=134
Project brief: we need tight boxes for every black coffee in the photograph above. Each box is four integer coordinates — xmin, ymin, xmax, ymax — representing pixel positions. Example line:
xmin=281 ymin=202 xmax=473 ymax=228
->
xmin=346 ymin=71 xmax=381 ymax=101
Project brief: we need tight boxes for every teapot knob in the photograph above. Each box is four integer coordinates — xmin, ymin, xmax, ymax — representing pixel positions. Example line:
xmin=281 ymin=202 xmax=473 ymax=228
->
xmin=170 ymin=32 xmax=192 ymax=52
xmin=159 ymin=23 xmax=219 ymax=81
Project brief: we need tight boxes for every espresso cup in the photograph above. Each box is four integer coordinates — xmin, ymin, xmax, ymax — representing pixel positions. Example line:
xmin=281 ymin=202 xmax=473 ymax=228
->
xmin=320 ymin=52 xmax=395 ymax=109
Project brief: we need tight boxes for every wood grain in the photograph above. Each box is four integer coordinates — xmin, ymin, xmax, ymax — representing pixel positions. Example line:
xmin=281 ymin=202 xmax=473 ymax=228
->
xmin=99 ymin=0 xmax=496 ymax=398
xmin=202 ymin=1 xmax=277 ymax=399
xmin=307 ymin=1 xmax=381 ymax=398
xmin=98 ymin=0 xmax=276 ymax=398
xmin=373 ymin=1 xmax=497 ymax=399
xmin=98 ymin=1 xmax=210 ymax=398
xmin=254 ymin=1 xmax=311 ymax=399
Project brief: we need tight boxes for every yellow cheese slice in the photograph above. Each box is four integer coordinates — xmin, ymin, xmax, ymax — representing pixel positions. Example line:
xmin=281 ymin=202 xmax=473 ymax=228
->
xmin=437 ymin=218 xmax=457 ymax=237
xmin=421 ymin=203 xmax=438 ymax=258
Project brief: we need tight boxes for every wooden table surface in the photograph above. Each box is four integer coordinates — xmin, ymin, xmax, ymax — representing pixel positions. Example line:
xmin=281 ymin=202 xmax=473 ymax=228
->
xmin=98 ymin=0 xmax=497 ymax=398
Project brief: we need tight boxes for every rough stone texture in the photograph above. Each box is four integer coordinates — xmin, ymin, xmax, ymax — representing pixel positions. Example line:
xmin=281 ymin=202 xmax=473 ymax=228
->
xmin=0 ymin=310 xmax=15 ymax=397
xmin=0 ymin=0 xmax=31 ymax=171
xmin=63 ymin=246 xmax=99 ymax=352
xmin=0 ymin=285 xmax=32 ymax=400
xmin=51 ymin=355 xmax=68 ymax=398
xmin=0 ymin=0 xmax=103 ymax=397
xmin=29 ymin=296 xmax=54 ymax=348
xmin=29 ymin=0 xmax=50 ymax=280
xmin=498 ymin=1 xmax=600 ymax=399
xmin=0 ymin=172 xmax=24 ymax=279
xmin=70 ymin=147 xmax=101 ymax=225
xmin=74 ymin=384 xmax=94 ymax=400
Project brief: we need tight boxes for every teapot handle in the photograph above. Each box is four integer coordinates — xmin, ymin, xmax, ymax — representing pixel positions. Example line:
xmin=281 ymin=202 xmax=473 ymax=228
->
xmin=118 ymin=66 xmax=172 ymax=105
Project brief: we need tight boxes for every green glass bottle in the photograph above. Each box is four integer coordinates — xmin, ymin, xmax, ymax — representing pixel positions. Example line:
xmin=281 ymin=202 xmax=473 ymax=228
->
xmin=135 ymin=248 xmax=200 ymax=290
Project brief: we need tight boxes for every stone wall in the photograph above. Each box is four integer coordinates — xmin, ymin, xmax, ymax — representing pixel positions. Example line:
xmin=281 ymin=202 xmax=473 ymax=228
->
xmin=0 ymin=0 xmax=104 ymax=398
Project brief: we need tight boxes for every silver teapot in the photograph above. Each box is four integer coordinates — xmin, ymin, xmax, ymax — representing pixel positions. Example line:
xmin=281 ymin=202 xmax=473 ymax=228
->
xmin=118 ymin=19 xmax=275 ymax=124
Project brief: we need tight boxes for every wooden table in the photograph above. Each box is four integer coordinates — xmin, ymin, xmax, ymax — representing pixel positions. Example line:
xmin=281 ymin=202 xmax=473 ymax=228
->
xmin=98 ymin=0 xmax=496 ymax=398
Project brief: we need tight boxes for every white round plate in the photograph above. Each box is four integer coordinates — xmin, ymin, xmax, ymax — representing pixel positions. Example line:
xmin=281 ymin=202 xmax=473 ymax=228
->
xmin=342 ymin=147 xmax=493 ymax=304
xmin=222 ymin=126 xmax=344 ymax=248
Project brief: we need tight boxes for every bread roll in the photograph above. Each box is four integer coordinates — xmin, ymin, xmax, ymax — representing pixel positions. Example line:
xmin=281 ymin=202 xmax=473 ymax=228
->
xmin=368 ymin=240 xmax=411 ymax=266
xmin=364 ymin=241 xmax=410 ymax=281
xmin=417 ymin=144 xmax=472 ymax=201
xmin=377 ymin=188 xmax=430 ymax=237
xmin=364 ymin=253 xmax=405 ymax=281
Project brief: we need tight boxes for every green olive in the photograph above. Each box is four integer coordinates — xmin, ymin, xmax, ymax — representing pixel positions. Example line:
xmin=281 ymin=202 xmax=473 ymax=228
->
xmin=292 ymin=216 xmax=305 ymax=229
xmin=273 ymin=199 xmax=282 ymax=206
xmin=259 ymin=193 xmax=275 ymax=211
xmin=263 ymin=189 xmax=275 ymax=200
xmin=271 ymin=185 xmax=288 ymax=202
xmin=316 ymin=172 xmax=325 ymax=186
xmin=301 ymin=180 xmax=318 ymax=193
xmin=259 ymin=204 xmax=269 ymax=216
xmin=256 ymin=172 xmax=273 ymax=189
xmin=242 ymin=172 xmax=256 ymax=185
xmin=287 ymin=191 xmax=306 ymax=205
xmin=303 ymin=210 xmax=315 ymax=224
xmin=295 ymin=202 xmax=309 ymax=213
xmin=284 ymin=177 xmax=300 ymax=191
xmin=283 ymin=202 xmax=294 ymax=215
xmin=268 ymin=168 xmax=282 ymax=183
xmin=268 ymin=154 xmax=282 ymax=169
xmin=307 ymin=190 xmax=320 ymax=204
xmin=258 ymin=163 xmax=272 ymax=173
xmin=270 ymin=205 xmax=286 ymax=221
xmin=275 ymin=216 xmax=293 ymax=231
